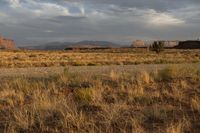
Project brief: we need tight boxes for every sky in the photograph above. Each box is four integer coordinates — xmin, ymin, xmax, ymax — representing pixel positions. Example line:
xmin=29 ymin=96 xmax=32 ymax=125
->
xmin=0 ymin=0 xmax=200 ymax=46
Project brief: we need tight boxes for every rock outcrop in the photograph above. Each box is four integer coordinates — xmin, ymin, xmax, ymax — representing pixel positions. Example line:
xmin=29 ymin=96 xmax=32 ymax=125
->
xmin=132 ymin=40 xmax=145 ymax=47
xmin=0 ymin=35 xmax=16 ymax=50
xmin=174 ymin=41 xmax=200 ymax=49
xmin=158 ymin=41 xmax=179 ymax=47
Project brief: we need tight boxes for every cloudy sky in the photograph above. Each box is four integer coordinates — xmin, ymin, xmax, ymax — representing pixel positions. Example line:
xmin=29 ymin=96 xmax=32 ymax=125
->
xmin=0 ymin=0 xmax=200 ymax=46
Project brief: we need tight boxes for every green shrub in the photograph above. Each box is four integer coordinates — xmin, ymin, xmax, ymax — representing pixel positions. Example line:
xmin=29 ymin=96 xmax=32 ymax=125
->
xmin=150 ymin=41 xmax=164 ymax=54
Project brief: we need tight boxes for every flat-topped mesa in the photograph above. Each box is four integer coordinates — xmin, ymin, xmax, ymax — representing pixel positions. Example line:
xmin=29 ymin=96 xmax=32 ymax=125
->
xmin=174 ymin=40 xmax=200 ymax=49
xmin=0 ymin=35 xmax=16 ymax=50
xmin=132 ymin=40 xmax=146 ymax=48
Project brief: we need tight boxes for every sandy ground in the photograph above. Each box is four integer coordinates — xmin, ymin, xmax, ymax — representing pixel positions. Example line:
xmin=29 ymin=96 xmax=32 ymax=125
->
xmin=0 ymin=63 xmax=199 ymax=78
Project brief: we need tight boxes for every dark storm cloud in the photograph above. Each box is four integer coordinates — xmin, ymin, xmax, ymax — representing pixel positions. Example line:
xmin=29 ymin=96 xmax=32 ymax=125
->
xmin=0 ymin=0 xmax=200 ymax=46
xmin=76 ymin=0 xmax=200 ymax=11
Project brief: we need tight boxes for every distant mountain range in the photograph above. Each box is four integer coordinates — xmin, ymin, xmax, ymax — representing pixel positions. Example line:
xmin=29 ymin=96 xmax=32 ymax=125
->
xmin=20 ymin=41 xmax=122 ymax=50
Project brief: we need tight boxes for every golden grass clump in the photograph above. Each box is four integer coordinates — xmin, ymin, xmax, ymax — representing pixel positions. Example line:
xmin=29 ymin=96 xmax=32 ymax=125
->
xmin=74 ymin=88 xmax=94 ymax=104
xmin=109 ymin=69 xmax=120 ymax=81
xmin=136 ymin=70 xmax=152 ymax=84
xmin=191 ymin=97 xmax=200 ymax=112
xmin=166 ymin=118 xmax=191 ymax=133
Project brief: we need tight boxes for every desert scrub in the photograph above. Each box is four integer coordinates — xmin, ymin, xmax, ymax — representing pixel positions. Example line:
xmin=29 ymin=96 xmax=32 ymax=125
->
xmin=109 ymin=70 xmax=120 ymax=81
xmin=166 ymin=118 xmax=191 ymax=133
xmin=196 ymin=68 xmax=200 ymax=80
xmin=74 ymin=88 xmax=94 ymax=104
xmin=153 ymin=65 xmax=200 ymax=81
xmin=0 ymin=66 xmax=200 ymax=133
xmin=156 ymin=65 xmax=179 ymax=81
xmin=63 ymin=67 xmax=70 ymax=75
xmin=135 ymin=70 xmax=153 ymax=84
xmin=150 ymin=41 xmax=164 ymax=54
xmin=0 ymin=89 xmax=24 ymax=107
xmin=0 ymin=49 xmax=200 ymax=68
xmin=191 ymin=97 xmax=200 ymax=113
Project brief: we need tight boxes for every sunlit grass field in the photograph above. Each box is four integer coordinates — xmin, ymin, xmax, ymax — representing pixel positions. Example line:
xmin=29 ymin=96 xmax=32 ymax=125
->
xmin=0 ymin=48 xmax=200 ymax=132
xmin=0 ymin=48 xmax=200 ymax=68
xmin=0 ymin=65 xmax=200 ymax=132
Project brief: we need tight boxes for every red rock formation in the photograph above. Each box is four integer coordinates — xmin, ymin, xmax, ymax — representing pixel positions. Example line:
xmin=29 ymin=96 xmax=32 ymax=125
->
xmin=0 ymin=35 xmax=16 ymax=50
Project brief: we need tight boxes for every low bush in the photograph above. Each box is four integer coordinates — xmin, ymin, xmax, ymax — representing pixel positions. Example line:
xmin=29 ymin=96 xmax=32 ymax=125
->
xmin=74 ymin=88 xmax=94 ymax=104
xmin=157 ymin=65 xmax=179 ymax=80
xmin=150 ymin=41 xmax=164 ymax=54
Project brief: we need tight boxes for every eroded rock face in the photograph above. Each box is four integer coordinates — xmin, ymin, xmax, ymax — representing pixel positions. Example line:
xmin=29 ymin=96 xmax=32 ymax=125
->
xmin=0 ymin=35 xmax=16 ymax=50
xmin=132 ymin=40 xmax=145 ymax=48
xmin=174 ymin=41 xmax=200 ymax=49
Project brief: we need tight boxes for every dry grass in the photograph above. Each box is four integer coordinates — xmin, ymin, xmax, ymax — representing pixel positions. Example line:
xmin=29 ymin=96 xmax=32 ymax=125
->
xmin=0 ymin=48 xmax=200 ymax=68
xmin=0 ymin=65 xmax=200 ymax=133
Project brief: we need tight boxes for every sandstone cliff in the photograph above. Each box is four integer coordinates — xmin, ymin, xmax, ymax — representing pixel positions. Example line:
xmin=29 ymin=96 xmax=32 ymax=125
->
xmin=0 ymin=35 xmax=16 ymax=50
xmin=132 ymin=40 xmax=146 ymax=48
